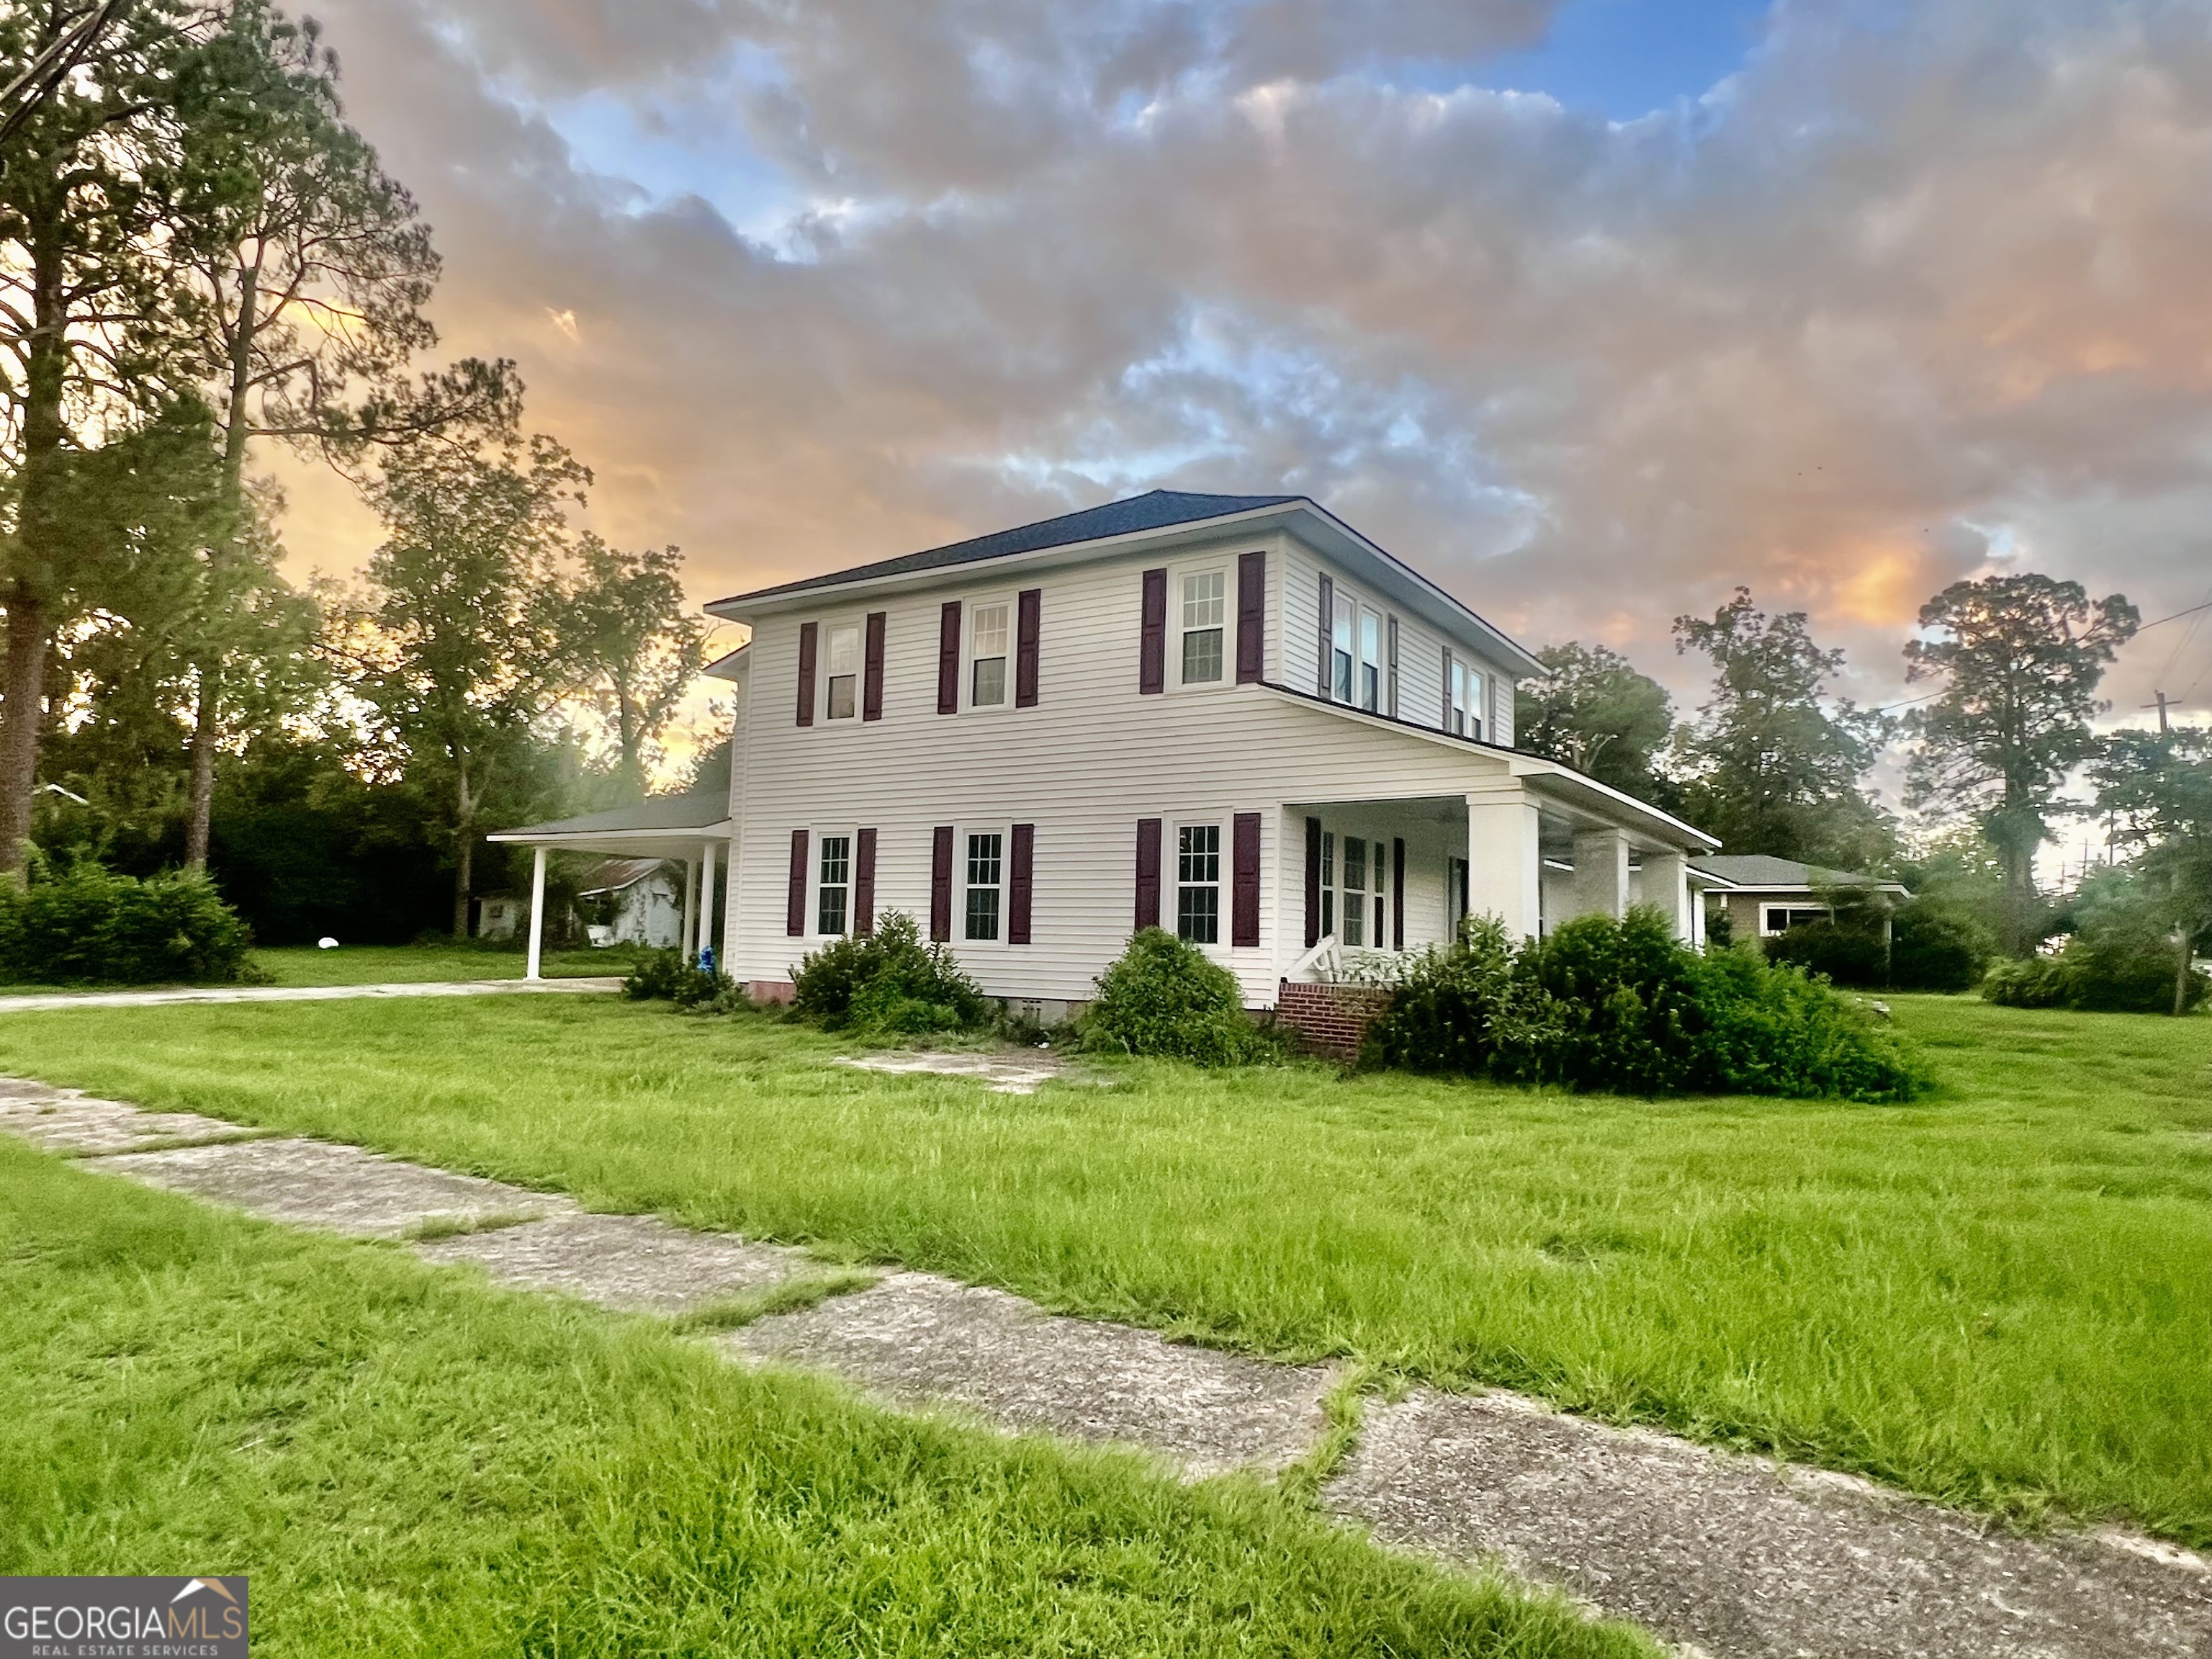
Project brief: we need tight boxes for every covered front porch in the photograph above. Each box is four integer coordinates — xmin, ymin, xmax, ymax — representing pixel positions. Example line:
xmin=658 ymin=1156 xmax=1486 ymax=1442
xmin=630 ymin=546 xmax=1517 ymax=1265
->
xmin=1281 ymin=773 xmax=1719 ymax=984
xmin=487 ymin=796 xmax=734 ymax=979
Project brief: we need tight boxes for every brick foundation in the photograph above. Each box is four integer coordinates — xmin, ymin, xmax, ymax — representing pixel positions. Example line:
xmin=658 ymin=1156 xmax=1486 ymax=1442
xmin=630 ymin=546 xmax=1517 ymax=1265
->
xmin=747 ymin=979 xmax=797 ymax=1005
xmin=1273 ymin=980 xmax=1395 ymax=1062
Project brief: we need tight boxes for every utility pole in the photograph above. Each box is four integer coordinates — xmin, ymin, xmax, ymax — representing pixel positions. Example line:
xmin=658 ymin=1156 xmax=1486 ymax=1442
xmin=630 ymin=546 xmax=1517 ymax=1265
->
xmin=2144 ymin=689 xmax=2174 ymax=733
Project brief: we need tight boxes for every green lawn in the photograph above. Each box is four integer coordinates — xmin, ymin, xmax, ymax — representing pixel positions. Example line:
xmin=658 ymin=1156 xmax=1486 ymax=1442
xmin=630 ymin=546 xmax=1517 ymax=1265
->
xmin=0 ymin=1141 xmax=1646 ymax=1658
xmin=246 ymin=941 xmax=642 ymax=986
xmin=0 ymin=992 xmax=2206 ymax=1548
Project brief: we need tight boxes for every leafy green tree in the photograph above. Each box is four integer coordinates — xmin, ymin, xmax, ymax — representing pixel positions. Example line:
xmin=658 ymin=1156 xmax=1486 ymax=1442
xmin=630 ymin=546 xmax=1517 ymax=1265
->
xmin=1516 ymin=642 xmax=1681 ymax=809
xmin=1903 ymin=574 xmax=2139 ymax=954
xmin=549 ymin=537 xmax=706 ymax=797
xmin=0 ymin=0 xmax=217 ymax=874
xmin=166 ymin=0 xmax=518 ymax=868
xmin=2090 ymin=726 xmax=2212 ymax=1015
xmin=1671 ymin=588 xmax=1893 ymax=866
xmin=355 ymin=434 xmax=586 ymax=935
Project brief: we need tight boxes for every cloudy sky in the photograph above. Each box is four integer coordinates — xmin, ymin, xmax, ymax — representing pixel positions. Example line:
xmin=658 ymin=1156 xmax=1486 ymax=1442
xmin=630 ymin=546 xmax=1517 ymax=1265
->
xmin=277 ymin=0 xmax=2212 ymax=731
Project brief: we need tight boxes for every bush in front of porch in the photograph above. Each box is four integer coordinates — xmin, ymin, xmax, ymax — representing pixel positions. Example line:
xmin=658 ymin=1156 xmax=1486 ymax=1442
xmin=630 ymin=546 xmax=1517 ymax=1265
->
xmin=1364 ymin=907 xmax=1927 ymax=1101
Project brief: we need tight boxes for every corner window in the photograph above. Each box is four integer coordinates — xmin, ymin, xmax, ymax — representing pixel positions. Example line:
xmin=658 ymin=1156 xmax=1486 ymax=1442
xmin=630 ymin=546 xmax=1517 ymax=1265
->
xmin=825 ymin=624 xmax=860 ymax=721
xmin=1180 ymin=571 xmax=1225 ymax=685
xmin=1177 ymin=824 xmax=1220 ymax=945
xmin=1331 ymin=595 xmax=1354 ymax=703
xmin=1343 ymin=837 xmax=1367 ymax=947
xmin=965 ymin=832 xmax=1003 ymax=940
xmin=1321 ymin=831 xmax=1336 ymax=938
xmin=818 ymin=835 xmax=851 ymax=935
xmin=1359 ymin=612 xmax=1380 ymax=712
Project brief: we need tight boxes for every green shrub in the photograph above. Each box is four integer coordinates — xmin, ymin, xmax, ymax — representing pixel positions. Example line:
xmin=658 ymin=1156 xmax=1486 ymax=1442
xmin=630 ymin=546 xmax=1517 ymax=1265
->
xmin=1982 ymin=928 xmax=2207 ymax=1015
xmin=0 ymin=863 xmax=254 ymax=985
xmin=791 ymin=912 xmax=988 ymax=1035
xmin=1889 ymin=901 xmax=1997 ymax=992
xmin=1080 ymin=928 xmax=1279 ymax=1066
xmin=1364 ymin=907 xmax=1926 ymax=1101
xmin=621 ymin=948 xmax=738 ymax=1010
xmin=1762 ymin=919 xmax=1890 ymax=988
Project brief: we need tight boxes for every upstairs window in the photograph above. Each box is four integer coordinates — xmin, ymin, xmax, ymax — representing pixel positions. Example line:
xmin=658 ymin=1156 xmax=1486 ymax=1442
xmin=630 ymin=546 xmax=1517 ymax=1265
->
xmin=817 ymin=835 xmax=851 ymax=935
xmin=1177 ymin=824 xmax=1220 ymax=945
xmin=1359 ymin=612 xmax=1381 ymax=711
xmin=1181 ymin=571 xmax=1225 ymax=684
xmin=966 ymin=832 xmax=1003 ymax=940
xmin=825 ymin=624 xmax=860 ymax=721
xmin=1331 ymin=595 xmax=1354 ymax=702
xmin=1449 ymin=660 xmax=1482 ymax=739
xmin=971 ymin=604 xmax=1010 ymax=707
xmin=1343 ymin=837 xmax=1367 ymax=947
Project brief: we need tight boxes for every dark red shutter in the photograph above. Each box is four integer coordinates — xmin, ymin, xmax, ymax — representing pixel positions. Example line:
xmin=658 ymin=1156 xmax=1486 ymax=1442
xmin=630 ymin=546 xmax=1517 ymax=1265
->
xmin=1236 ymin=551 xmax=1265 ymax=684
xmin=1316 ymin=576 xmax=1334 ymax=696
xmin=1386 ymin=616 xmax=1400 ymax=718
xmin=855 ymin=827 xmax=877 ymax=937
xmin=930 ymin=826 xmax=954 ymax=940
xmin=796 ymin=622 xmax=817 ymax=727
xmin=1134 ymin=817 xmax=1161 ymax=930
xmin=863 ymin=611 xmax=886 ymax=721
xmin=937 ymin=601 xmax=962 ymax=715
xmin=1138 ymin=569 xmax=1166 ymax=694
xmin=1392 ymin=837 xmax=1406 ymax=950
xmin=1232 ymin=811 xmax=1261 ymax=948
xmin=1015 ymin=588 xmax=1041 ymax=708
xmin=1304 ymin=816 xmax=1321 ymax=948
xmin=1008 ymin=822 xmax=1034 ymax=945
xmin=786 ymin=830 xmax=809 ymax=935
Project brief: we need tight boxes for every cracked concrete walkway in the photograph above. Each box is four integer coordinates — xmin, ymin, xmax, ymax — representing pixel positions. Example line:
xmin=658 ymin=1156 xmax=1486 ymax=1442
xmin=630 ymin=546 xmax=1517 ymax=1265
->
xmin=3 ymin=1074 xmax=2206 ymax=1658
xmin=0 ymin=976 xmax=623 ymax=1014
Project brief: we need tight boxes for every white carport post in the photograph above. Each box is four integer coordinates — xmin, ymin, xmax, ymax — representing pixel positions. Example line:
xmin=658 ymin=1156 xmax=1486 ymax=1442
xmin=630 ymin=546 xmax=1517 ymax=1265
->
xmin=1465 ymin=786 xmax=1542 ymax=940
xmin=696 ymin=839 xmax=718 ymax=967
xmin=680 ymin=857 xmax=698 ymax=958
xmin=524 ymin=846 xmax=547 ymax=981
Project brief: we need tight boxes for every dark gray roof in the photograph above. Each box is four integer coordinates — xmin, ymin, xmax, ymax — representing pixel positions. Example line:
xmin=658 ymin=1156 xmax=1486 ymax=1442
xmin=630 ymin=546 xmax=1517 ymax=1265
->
xmin=1691 ymin=854 xmax=1899 ymax=889
xmin=712 ymin=490 xmax=1300 ymax=608
xmin=495 ymin=795 xmax=728 ymax=839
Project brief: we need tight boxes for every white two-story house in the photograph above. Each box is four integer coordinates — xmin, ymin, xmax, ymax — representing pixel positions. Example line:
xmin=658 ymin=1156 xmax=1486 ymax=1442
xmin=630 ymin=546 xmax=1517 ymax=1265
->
xmin=498 ymin=490 xmax=1719 ymax=1013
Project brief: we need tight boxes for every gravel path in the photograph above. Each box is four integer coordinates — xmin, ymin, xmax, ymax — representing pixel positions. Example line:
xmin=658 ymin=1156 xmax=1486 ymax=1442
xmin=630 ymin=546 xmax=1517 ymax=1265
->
xmin=0 ymin=977 xmax=624 ymax=1013
xmin=5 ymin=1072 xmax=2206 ymax=1658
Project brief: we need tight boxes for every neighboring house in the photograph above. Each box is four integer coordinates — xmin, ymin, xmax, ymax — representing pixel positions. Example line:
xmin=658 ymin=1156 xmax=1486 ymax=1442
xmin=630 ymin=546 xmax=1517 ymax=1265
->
xmin=475 ymin=893 xmax=521 ymax=940
xmin=576 ymin=857 xmax=686 ymax=948
xmin=490 ymin=795 xmax=734 ymax=977
xmin=498 ymin=490 xmax=1719 ymax=1010
xmin=1693 ymin=855 xmax=1909 ymax=944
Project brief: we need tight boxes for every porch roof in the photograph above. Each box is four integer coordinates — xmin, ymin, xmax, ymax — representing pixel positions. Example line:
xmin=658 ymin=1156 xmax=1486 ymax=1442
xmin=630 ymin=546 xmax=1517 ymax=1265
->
xmin=487 ymin=794 xmax=733 ymax=859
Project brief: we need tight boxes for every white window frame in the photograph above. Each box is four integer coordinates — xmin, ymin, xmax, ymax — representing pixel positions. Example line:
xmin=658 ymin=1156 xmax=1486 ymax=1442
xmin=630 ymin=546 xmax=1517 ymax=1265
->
xmin=1760 ymin=904 xmax=1830 ymax=938
xmin=1358 ymin=610 xmax=1382 ymax=713
xmin=1320 ymin=830 xmax=1336 ymax=939
xmin=1173 ymin=566 xmax=1230 ymax=691
xmin=966 ymin=597 xmax=1013 ymax=712
xmin=1449 ymin=659 xmax=1483 ymax=740
xmin=962 ymin=824 xmax=1007 ymax=943
xmin=822 ymin=621 xmax=862 ymax=722
xmin=806 ymin=826 xmax=860 ymax=940
xmin=1175 ymin=819 xmax=1224 ymax=947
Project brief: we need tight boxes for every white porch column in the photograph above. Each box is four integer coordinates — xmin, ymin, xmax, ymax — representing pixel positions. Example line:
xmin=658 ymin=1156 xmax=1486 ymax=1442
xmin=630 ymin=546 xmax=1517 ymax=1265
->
xmin=524 ymin=846 xmax=547 ymax=981
xmin=1642 ymin=848 xmax=1695 ymax=940
xmin=680 ymin=858 xmax=698 ymax=958
xmin=697 ymin=840 xmax=718 ymax=966
xmin=1465 ymin=788 xmax=1542 ymax=940
xmin=1569 ymin=826 xmax=1632 ymax=922
xmin=721 ymin=837 xmax=740 ymax=978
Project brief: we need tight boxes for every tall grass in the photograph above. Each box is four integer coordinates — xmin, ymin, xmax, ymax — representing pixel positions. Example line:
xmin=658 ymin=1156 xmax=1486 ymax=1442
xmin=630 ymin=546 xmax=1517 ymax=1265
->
xmin=0 ymin=1141 xmax=1651 ymax=1658
xmin=1 ymin=993 xmax=2206 ymax=1545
